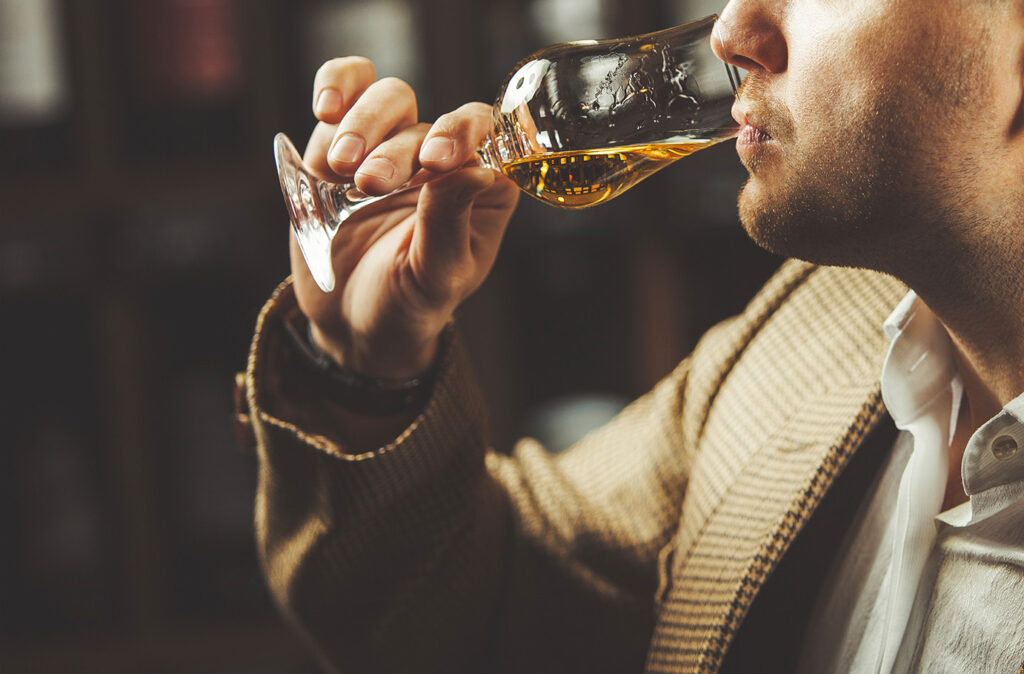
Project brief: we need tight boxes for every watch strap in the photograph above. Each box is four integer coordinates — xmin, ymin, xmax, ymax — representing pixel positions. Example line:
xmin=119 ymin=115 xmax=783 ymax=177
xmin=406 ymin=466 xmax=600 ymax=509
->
xmin=282 ymin=318 xmax=439 ymax=417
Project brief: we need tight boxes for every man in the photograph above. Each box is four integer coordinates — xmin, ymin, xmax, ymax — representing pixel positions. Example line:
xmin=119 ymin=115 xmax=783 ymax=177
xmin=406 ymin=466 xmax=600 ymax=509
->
xmin=237 ymin=0 xmax=1024 ymax=671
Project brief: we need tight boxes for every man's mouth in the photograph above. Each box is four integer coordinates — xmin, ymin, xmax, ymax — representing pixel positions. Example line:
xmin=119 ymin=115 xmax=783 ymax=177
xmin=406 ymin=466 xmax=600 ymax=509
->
xmin=738 ymin=124 xmax=772 ymax=144
xmin=732 ymin=105 xmax=775 ymax=163
xmin=733 ymin=106 xmax=772 ymax=140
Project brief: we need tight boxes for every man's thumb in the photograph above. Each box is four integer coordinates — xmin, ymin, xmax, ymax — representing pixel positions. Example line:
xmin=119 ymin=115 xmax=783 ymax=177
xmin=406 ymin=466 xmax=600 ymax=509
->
xmin=410 ymin=167 xmax=496 ymax=296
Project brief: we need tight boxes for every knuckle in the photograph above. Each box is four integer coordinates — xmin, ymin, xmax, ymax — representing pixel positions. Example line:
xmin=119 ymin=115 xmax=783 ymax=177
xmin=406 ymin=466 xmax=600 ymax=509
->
xmin=346 ymin=55 xmax=374 ymax=70
xmin=348 ymin=56 xmax=376 ymax=83
xmin=460 ymin=101 xmax=492 ymax=117
xmin=363 ymin=148 xmax=399 ymax=167
xmin=434 ymin=103 xmax=491 ymax=138
xmin=446 ymin=264 xmax=476 ymax=296
xmin=375 ymin=76 xmax=415 ymax=98
xmin=424 ymin=271 xmax=465 ymax=305
xmin=376 ymin=126 xmax=427 ymax=156
xmin=431 ymin=110 xmax=457 ymax=133
xmin=316 ymin=56 xmax=375 ymax=84
xmin=337 ymin=109 xmax=376 ymax=135
xmin=314 ymin=57 xmax=343 ymax=81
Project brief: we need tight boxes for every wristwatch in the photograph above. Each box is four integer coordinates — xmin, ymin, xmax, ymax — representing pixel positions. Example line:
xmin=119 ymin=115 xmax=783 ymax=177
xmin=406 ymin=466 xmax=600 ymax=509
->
xmin=283 ymin=318 xmax=440 ymax=417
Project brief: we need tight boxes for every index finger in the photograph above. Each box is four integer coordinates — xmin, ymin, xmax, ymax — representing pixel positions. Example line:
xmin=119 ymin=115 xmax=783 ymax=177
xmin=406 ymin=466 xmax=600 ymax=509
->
xmin=312 ymin=56 xmax=377 ymax=124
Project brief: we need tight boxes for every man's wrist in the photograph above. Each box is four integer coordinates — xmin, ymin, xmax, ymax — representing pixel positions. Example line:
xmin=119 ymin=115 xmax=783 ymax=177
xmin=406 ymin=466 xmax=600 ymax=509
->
xmin=283 ymin=318 xmax=445 ymax=417
xmin=308 ymin=321 xmax=441 ymax=382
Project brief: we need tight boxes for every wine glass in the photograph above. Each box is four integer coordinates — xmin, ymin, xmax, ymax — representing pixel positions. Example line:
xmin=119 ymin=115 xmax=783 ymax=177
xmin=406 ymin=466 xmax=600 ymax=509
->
xmin=275 ymin=15 xmax=742 ymax=292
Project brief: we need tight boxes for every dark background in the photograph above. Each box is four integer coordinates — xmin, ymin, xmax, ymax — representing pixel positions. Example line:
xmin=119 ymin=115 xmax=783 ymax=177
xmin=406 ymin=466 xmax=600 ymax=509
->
xmin=0 ymin=0 xmax=780 ymax=671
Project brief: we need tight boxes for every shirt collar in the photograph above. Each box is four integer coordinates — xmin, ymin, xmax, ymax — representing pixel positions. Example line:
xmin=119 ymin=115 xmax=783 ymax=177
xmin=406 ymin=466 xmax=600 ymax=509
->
xmin=881 ymin=291 xmax=961 ymax=432
xmin=882 ymin=292 xmax=1024 ymax=523
xmin=961 ymin=398 xmax=1024 ymax=500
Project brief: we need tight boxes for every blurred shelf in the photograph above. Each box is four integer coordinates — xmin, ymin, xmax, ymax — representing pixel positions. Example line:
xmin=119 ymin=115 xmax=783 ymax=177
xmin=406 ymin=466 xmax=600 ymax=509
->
xmin=0 ymin=161 xmax=279 ymax=221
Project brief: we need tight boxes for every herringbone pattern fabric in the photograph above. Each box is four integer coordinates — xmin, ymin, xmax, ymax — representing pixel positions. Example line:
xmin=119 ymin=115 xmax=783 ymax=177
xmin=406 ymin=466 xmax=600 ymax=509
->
xmin=241 ymin=260 xmax=907 ymax=673
xmin=647 ymin=265 xmax=903 ymax=672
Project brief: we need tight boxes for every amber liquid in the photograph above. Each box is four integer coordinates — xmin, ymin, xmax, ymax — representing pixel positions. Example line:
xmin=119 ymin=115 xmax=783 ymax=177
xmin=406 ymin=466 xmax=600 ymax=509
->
xmin=500 ymin=141 xmax=709 ymax=209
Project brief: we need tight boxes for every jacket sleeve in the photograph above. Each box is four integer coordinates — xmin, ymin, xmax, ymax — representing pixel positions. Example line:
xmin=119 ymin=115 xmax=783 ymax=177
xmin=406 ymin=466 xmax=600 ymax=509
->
xmin=243 ymin=279 xmax=699 ymax=674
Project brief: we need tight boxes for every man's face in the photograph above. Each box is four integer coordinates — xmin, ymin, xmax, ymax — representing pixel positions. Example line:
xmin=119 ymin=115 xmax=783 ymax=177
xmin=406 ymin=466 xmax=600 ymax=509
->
xmin=713 ymin=0 xmax=1024 ymax=273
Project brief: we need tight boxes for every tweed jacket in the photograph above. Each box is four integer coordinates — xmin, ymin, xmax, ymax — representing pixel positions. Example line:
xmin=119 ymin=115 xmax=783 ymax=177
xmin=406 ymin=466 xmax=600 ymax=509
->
xmin=238 ymin=259 xmax=911 ymax=673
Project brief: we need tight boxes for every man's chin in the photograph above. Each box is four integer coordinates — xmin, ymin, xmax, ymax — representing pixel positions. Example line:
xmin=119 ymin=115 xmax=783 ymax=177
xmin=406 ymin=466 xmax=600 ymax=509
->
xmin=737 ymin=179 xmax=792 ymax=256
xmin=737 ymin=182 xmax=884 ymax=271
xmin=737 ymin=178 xmax=839 ymax=264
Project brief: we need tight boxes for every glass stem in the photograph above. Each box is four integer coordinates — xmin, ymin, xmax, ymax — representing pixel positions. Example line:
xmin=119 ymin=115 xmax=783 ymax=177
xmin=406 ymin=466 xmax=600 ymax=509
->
xmin=323 ymin=134 xmax=506 ymax=223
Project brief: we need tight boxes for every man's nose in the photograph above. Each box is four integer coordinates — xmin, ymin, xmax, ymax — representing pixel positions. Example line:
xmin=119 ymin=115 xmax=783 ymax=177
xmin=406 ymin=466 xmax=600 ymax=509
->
xmin=711 ymin=0 xmax=788 ymax=74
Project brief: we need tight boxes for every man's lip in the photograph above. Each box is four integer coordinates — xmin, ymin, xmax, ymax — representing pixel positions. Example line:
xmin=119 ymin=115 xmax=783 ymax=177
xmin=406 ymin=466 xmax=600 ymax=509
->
xmin=738 ymin=125 xmax=772 ymax=144
xmin=731 ymin=105 xmax=772 ymax=141
xmin=732 ymin=104 xmax=775 ymax=164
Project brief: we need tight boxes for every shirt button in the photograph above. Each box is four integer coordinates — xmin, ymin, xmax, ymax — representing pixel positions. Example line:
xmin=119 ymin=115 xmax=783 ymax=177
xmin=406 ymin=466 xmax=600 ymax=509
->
xmin=991 ymin=435 xmax=1018 ymax=460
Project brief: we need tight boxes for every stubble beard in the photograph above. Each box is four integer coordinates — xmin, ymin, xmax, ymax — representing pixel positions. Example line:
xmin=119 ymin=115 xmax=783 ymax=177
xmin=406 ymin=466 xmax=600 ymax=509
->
xmin=735 ymin=100 xmax=906 ymax=273
xmin=738 ymin=156 xmax=877 ymax=269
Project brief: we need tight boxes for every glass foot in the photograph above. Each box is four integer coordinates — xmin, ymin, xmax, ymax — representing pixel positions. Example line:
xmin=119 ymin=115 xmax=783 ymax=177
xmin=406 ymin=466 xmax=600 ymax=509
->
xmin=274 ymin=133 xmax=337 ymax=293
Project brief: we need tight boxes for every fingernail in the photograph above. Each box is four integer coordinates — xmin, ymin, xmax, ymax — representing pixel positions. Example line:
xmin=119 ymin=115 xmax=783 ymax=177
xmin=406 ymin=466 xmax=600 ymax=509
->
xmin=329 ymin=134 xmax=365 ymax=164
xmin=420 ymin=137 xmax=454 ymax=163
xmin=314 ymin=88 xmax=343 ymax=117
xmin=357 ymin=157 xmax=395 ymax=182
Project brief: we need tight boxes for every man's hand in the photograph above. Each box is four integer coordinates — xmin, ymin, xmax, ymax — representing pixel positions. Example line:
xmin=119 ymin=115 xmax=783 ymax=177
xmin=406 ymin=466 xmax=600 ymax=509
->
xmin=292 ymin=57 xmax=520 ymax=381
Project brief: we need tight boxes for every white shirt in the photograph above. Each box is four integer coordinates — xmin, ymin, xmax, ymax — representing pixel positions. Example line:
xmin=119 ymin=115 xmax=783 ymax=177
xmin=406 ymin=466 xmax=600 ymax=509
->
xmin=797 ymin=292 xmax=1024 ymax=673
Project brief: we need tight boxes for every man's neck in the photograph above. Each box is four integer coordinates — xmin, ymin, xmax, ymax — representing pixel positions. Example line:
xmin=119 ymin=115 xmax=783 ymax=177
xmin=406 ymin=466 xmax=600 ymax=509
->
xmin=900 ymin=246 xmax=1024 ymax=414
xmin=886 ymin=247 xmax=1024 ymax=509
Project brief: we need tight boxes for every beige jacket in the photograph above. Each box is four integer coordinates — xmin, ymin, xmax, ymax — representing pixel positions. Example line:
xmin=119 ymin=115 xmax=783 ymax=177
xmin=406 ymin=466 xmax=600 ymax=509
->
xmin=237 ymin=259 xmax=908 ymax=673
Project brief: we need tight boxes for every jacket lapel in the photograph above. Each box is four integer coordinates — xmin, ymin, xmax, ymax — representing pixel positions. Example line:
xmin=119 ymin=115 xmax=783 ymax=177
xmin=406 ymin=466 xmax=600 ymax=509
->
xmin=647 ymin=385 xmax=887 ymax=673
xmin=645 ymin=265 xmax=906 ymax=673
